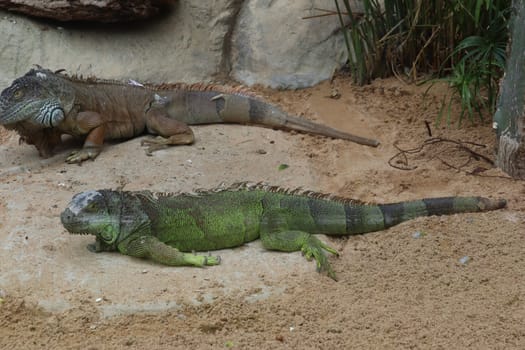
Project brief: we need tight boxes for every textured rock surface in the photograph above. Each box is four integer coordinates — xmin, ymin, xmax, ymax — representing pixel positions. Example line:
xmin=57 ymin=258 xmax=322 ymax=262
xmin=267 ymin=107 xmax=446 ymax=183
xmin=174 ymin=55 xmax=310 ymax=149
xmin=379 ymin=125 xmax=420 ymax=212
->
xmin=230 ymin=0 xmax=348 ymax=88
xmin=0 ymin=1 xmax=237 ymax=87
xmin=0 ymin=0 xmax=355 ymax=89
xmin=0 ymin=0 xmax=171 ymax=22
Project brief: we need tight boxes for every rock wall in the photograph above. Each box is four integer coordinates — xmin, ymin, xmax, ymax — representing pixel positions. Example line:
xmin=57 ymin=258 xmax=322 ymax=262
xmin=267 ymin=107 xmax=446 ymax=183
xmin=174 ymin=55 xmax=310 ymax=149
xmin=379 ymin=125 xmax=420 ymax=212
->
xmin=0 ymin=0 xmax=359 ymax=89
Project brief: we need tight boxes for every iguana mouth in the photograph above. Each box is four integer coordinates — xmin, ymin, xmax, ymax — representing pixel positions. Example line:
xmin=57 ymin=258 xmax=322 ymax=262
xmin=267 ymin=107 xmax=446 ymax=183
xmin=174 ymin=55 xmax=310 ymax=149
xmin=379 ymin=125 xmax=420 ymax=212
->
xmin=60 ymin=208 xmax=91 ymax=235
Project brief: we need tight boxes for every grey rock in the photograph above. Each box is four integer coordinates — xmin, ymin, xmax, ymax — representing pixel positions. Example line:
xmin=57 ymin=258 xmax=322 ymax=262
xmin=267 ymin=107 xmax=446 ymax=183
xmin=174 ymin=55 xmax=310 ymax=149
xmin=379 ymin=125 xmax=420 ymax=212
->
xmin=0 ymin=1 xmax=237 ymax=87
xmin=0 ymin=0 xmax=361 ymax=89
xmin=231 ymin=0 xmax=349 ymax=88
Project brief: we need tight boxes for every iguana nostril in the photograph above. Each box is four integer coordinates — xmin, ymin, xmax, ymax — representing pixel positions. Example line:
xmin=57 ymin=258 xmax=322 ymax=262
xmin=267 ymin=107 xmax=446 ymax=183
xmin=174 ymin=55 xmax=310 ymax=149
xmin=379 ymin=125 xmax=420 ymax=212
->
xmin=60 ymin=209 xmax=73 ymax=223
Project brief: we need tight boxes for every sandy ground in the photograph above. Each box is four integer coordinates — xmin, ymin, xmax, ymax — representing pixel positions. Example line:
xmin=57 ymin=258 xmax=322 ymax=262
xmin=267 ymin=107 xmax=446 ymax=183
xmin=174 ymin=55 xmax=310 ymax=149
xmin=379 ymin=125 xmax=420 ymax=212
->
xmin=0 ymin=76 xmax=524 ymax=349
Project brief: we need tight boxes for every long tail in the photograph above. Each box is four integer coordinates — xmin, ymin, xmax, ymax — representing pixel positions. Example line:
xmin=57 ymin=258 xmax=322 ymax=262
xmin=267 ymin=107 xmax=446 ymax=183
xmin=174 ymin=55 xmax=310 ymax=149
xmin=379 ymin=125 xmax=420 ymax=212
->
xmin=343 ymin=196 xmax=507 ymax=234
xmin=164 ymin=90 xmax=380 ymax=147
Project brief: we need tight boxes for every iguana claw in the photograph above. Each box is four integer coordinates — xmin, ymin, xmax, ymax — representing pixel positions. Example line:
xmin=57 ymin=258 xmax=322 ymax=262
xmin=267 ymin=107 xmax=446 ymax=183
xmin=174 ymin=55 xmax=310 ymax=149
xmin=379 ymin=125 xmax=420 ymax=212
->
xmin=141 ymin=138 xmax=169 ymax=155
xmin=140 ymin=133 xmax=194 ymax=156
xmin=87 ymin=243 xmax=98 ymax=253
xmin=301 ymin=236 xmax=339 ymax=281
xmin=204 ymin=255 xmax=221 ymax=266
xmin=66 ymin=147 xmax=101 ymax=164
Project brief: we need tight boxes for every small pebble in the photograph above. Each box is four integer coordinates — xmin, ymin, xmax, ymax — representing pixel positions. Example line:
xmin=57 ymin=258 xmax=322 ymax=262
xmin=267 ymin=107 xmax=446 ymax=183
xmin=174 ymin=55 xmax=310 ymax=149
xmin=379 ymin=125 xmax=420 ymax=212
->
xmin=412 ymin=231 xmax=422 ymax=239
xmin=459 ymin=256 xmax=470 ymax=265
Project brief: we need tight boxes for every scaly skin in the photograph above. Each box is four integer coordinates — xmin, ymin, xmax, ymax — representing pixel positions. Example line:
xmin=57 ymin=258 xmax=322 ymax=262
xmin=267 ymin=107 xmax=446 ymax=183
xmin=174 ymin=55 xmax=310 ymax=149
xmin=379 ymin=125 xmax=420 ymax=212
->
xmin=60 ymin=183 xmax=507 ymax=280
xmin=0 ymin=68 xmax=379 ymax=163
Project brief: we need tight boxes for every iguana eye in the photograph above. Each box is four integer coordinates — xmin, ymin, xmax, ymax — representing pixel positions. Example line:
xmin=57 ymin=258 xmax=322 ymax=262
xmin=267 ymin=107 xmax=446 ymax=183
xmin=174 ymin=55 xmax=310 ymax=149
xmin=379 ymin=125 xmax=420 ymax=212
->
xmin=14 ymin=90 xmax=23 ymax=99
xmin=85 ymin=202 xmax=98 ymax=212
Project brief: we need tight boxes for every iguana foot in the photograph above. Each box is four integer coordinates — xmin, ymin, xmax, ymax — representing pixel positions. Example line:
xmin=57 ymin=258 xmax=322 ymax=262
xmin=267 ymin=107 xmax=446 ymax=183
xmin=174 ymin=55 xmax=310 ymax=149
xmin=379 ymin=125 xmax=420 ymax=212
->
xmin=301 ymin=236 xmax=339 ymax=281
xmin=186 ymin=252 xmax=221 ymax=267
xmin=87 ymin=239 xmax=114 ymax=253
xmin=141 ymin=138 xmax=169 ymax=155
xmin=141 ymin=134 xmax=194 ymax=156
xmin=66 ymin=147 xmax=101 ymax=164
xmin=205 ymin=254 xmax=221 ymax=266
xmin=87 ymin=243 xmax=98 ymax=253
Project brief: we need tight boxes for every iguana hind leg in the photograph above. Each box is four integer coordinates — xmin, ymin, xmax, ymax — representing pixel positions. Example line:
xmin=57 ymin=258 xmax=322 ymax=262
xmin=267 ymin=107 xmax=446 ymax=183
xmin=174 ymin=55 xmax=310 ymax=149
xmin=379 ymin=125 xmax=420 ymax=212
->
xmin=123 ymin=236 xmax=220 ymax=267
xmin=260 ymin=209 xmax=339 ymax=280
xmin=142 ymin=108 xmax=195 ymax=155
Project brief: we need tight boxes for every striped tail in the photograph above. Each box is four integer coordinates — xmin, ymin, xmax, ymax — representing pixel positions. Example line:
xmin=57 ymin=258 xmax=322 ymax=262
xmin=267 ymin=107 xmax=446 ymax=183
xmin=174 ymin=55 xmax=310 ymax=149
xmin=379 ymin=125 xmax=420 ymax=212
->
xmin=343 ymin=197 xmax=507 ymax=235
xmin=242 ymin=98 xmax=380 ymax=147
xmin=170 ymin=91 xmax=379 ymax=147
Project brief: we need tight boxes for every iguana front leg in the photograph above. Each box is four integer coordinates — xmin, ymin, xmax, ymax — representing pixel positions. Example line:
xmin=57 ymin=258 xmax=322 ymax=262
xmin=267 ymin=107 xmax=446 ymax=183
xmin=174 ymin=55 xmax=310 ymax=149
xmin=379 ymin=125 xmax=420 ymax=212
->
xmin=260 ymin=209 xmax=339 ymax=280
xmin=121 ymin=236 xmax=221 ymax=267
xmin=66 ymin=111 xmax=106 ymax=164
xmin=141 ymin=107 xmax=195 ymax=155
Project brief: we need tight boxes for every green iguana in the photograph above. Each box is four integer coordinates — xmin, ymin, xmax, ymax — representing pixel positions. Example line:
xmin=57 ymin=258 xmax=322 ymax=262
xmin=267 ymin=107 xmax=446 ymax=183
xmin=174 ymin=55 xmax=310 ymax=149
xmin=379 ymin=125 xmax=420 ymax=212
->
xmin=0 ymin=68 xmax=379 ymax=163
xmin=60 ymin=183 xmax=506 ymax=280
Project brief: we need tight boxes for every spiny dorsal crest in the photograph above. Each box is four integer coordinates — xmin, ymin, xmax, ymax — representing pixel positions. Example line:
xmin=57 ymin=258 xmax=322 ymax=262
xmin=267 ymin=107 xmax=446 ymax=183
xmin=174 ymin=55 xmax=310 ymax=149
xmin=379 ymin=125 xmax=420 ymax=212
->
xmin=139 ymin=182 xmax=366 ymax=205
xmin=150 ymin=82 xmax=259 ymax=98
xmin=39 ymin=68 xmax=259 ymax=98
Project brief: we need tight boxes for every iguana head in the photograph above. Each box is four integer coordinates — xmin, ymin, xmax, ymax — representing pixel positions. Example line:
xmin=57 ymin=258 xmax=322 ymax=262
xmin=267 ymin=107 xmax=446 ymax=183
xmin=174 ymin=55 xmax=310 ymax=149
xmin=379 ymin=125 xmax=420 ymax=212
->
xmin=61 ymin=190 xmax=121 ymax=251
xmin=0 ymin=68 xmax=74 ymax=127
xmin=61 ymin=190 xmax=151 ymax=252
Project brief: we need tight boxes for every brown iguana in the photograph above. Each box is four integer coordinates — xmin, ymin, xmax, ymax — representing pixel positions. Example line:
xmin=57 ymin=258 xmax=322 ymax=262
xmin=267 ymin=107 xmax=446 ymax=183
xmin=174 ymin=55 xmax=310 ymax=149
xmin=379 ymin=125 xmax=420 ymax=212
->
xmin=0 ymin=68 xmax=379 ymax=163
xmin=60 ymin=183 xmax=507 ymax=280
